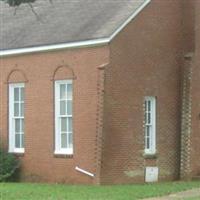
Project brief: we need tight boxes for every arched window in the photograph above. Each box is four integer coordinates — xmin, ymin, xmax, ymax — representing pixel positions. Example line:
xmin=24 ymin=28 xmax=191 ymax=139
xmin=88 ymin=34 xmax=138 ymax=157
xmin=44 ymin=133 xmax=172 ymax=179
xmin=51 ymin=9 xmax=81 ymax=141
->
xmin=7 ymin=69 xmax=28 ymax=154
xmin=53 ymin=65 xmax=75 ymax=155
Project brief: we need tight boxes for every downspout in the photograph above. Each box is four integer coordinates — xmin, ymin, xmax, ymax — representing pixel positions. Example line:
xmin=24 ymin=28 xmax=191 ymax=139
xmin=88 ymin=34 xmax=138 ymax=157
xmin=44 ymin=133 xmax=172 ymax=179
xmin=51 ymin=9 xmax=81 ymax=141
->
xmin=75 ymin=166 xmax=95 ymax=177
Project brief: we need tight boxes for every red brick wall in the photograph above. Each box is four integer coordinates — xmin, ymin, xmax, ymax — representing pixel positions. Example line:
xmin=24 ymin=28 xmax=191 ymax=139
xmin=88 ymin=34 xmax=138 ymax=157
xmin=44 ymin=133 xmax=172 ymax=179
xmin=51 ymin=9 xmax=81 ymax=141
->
xmin=101 ymin=0 xmax=183 ymax=184
xmin=183 ymin=0 xmax=195 ymax=53
xmin=0 ymin=46 xmax=109 ymax=184
xmin=190 ymin=0 xmax=200 ymax=177
xmin=0 ymin=0 xmax=199 ymax=185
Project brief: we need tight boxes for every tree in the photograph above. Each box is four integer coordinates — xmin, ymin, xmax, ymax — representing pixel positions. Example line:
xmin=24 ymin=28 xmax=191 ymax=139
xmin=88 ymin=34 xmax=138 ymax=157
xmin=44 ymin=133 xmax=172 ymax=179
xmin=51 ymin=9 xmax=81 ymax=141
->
xmin=1 ymin=0 xmax=36 ymax=7
xmin=1 ymin=0 xmax=53 ymax=21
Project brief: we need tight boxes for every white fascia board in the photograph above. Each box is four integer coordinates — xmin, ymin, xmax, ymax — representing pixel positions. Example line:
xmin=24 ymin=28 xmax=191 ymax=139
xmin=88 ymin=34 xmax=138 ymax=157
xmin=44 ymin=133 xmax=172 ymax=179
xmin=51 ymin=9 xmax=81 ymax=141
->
xmin=0 ymin=0 xmax=151 ymax=57
xmin=109 ymin=0 xmax=151 ymax=40
xmin=0 ymin=38 xmax=109 ymax=57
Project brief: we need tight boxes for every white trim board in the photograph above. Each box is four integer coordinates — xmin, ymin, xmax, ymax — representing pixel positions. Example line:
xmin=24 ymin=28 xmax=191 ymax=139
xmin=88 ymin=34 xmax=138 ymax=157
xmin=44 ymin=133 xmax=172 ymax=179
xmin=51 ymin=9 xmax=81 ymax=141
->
xmin=0 ymin=0 xmax=151 ymax=57
xmin=0 ymin=38 xmax=109 ymax=57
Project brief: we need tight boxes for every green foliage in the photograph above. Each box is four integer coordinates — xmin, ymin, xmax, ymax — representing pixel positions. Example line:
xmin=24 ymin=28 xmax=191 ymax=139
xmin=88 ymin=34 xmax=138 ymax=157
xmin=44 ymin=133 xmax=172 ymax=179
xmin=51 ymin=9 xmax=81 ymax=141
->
xmin=0 ymin=149 xmax=20 ymax=182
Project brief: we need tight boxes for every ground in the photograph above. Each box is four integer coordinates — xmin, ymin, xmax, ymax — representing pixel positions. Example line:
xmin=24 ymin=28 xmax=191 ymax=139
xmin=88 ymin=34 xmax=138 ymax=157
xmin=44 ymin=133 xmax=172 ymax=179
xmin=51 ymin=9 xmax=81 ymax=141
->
xmin=145 ymin=188 xmax=200 ymax=200
xmin=0 ymin=181 xmax=200 ymax=200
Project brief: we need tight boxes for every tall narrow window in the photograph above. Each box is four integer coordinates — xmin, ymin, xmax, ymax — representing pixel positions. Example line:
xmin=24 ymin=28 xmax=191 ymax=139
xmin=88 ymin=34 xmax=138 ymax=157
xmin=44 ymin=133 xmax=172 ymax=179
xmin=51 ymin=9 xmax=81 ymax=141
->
xmin=9 ymin=83 xmax=25 ymax=153
xmin=144 ymin=96 xmax=156 ymax=154
xmin=55 ymin=80 xmax=73 ymax=155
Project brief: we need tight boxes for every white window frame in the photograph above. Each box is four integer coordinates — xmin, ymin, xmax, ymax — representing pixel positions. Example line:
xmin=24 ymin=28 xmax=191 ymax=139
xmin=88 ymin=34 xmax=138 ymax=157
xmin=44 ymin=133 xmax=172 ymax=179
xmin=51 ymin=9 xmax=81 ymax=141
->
xmin=54 ymin=80 xmax=73 ymax=155
xmin=144 ymin=96 xmax=156 ymax=155
xmin=9 ymin=83 xmax=25 ymax=153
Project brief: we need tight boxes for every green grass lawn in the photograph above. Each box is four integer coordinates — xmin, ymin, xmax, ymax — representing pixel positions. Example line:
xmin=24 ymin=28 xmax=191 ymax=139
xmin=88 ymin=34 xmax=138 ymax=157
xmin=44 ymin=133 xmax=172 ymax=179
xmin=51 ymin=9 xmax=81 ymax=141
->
xmin=185 ymin=198 xmax=200 ymax=200
xmin=0 ymin=181 xmax=200 ymax=200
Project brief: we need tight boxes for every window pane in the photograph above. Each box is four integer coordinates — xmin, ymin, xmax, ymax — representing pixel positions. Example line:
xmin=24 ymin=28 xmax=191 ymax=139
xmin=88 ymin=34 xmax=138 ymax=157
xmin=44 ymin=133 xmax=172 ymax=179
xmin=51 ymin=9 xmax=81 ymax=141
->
xmin=67 ymin=100 xmax=72 ymax=115
xmin=14 ymin=103 xmax=20 ymax=117
xmin=148 ymin=101 xmax=151 ymax=112
xmin=60 ymin=100 xmax=66 ymax=115
xmin=61 ymin=133 xmax=67 ymax=148
xmin=61 ymin=117 xmax=67 ymax=132
xmin=145 ymin=126 xmax=151 ymax=149
xmin=148 ymin=113 xmax=151 ymax=124
xmin=21 ymin=134 xmax=24 ymax=148
xmin=60 ymin=84 xmax=66 ymax=99
xmin=146 ymin=126 xmax=150 ymax=137
xmin=145 ymin=101 xmax=147 ymax=112
xmin=20 ymin=88 xmax=24 ymax=101
xmin=14 ymin=88 xmax=19 ymax=101
xmin=15 ymin=134 xmax=20 ymax=148
xmin=21 ymin=119 xmax=24 ymax=132
xmin=67 ymin=84 xmax=72 ymax=100
xmin=68 ymin=132 xmax=73 ymax=148
xmin=68 ymin=117 xmax=72 ymax=132
xmin=145 ymin=113 xmax=148 ymax=124
xmin=146 ymin=136 xmax=150 ymax=149
xmin=15 ymin=119 xmax=20 ymax=133
xmin=20 ymin=102 xmax=24 ymax=117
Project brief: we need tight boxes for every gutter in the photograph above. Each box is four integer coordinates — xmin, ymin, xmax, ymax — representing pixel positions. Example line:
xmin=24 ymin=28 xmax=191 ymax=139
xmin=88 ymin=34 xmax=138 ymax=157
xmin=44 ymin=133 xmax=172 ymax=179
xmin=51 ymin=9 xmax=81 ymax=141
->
xmin=0 ymin=0 xmax=151 ymax=57
xmin=0 ymin=38 xmax=109 ymax=57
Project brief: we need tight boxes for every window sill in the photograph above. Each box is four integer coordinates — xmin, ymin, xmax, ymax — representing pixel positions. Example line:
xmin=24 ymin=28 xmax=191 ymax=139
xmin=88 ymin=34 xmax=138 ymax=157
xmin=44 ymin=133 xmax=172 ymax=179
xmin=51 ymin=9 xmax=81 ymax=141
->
xmin=54 ymin=154 xmax=73 ymax=159
xmin=9 ymin=149 xmax=24 ymax=153
xmin=143 ymin=152 xmax=158 ymax=159
xmin=9 ymin=151 xmax=25 ymax=157
xmin=54 ymin=150 xmax=73 ymax=157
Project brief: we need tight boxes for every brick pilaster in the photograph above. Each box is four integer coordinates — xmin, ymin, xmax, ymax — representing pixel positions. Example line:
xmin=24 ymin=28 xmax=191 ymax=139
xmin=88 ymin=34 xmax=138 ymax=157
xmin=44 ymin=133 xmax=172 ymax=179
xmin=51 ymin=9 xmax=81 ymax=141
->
xmin=180 ymin=53 xmax=193 ymax=180
xmin=94 ymin=63 xmax=107 ymax=185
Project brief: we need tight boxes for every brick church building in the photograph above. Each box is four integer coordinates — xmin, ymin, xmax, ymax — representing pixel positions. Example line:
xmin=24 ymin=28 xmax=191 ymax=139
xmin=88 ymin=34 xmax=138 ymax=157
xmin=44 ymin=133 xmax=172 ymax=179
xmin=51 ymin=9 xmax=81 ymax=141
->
xmin=0 ymin=0 xmax=199 ymax=184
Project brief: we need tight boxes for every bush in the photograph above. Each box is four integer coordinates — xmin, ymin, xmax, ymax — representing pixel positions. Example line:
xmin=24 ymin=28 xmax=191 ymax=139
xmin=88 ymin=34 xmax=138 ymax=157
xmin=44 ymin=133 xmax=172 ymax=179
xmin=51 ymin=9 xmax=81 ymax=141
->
xmin=0 ymin=149 xmax=20 ymax=182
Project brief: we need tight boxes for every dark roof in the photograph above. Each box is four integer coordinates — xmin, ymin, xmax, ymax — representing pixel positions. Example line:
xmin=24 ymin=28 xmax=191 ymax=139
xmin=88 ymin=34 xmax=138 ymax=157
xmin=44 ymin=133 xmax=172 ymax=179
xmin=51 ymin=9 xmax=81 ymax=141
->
xmin=0 ymin=0 xmax=147 ymax=51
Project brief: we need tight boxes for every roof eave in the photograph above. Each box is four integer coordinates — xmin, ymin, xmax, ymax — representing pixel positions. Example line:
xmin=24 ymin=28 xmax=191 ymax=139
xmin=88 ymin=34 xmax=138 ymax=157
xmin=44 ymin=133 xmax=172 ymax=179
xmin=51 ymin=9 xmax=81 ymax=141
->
xmin=0 ymin=38 xmax=110 ymax=57
xmin=0 ymin=0 xmax=151 ymax=57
